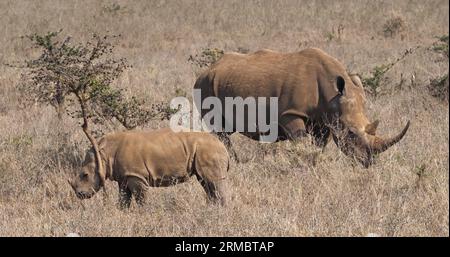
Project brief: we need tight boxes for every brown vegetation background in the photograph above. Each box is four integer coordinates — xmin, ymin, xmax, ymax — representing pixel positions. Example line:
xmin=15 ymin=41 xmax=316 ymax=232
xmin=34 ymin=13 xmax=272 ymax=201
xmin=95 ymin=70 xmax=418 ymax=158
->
xmin=0 ymin=0 xmax=448 ymax=236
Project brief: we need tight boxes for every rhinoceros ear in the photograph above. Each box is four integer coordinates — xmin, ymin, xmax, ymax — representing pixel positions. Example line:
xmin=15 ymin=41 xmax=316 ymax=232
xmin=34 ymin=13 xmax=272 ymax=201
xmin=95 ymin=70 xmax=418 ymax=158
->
xmin=350 ymin=74 xmax=363 ymax=88
xmin=365 ymin=120 xmax=379 ymax=135
xmin=88 ymin=149 xmax=95 ymax=157
xmin=337 ymin=76 xmax=345 ymax=95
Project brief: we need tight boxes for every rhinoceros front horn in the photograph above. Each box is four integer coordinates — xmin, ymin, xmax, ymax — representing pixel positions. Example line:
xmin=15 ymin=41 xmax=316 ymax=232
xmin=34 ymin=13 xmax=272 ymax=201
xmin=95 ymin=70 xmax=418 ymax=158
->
xmin=370 ymin=121 xmax=410 ymax=154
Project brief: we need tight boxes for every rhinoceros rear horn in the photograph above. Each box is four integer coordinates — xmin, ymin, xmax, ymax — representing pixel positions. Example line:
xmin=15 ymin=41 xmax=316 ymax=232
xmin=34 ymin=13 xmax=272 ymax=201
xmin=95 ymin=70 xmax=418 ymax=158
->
xmin=370 ymin=121 xmax=410 ymax=154
xmin=68 ymin=179 xmax=76 ymax=191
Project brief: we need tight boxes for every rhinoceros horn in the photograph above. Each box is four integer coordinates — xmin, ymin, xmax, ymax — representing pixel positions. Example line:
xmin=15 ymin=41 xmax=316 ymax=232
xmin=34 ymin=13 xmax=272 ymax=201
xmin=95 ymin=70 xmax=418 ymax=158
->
xmin=369 ymin=121 xmax=410 ymax=154
xmin=68 ymin=179 xmax=76 ymax=191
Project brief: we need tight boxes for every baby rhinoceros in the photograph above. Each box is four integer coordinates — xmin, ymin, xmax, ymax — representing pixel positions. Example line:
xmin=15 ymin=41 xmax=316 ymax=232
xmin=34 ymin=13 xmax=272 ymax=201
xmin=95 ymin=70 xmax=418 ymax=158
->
xmin=69 ymin=128 xmax=230 ymax=208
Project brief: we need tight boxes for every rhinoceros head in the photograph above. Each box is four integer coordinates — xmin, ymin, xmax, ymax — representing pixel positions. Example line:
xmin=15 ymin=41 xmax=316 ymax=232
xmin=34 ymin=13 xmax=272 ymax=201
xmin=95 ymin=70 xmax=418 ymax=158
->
xmin=69 ymin=150 xmax=103 ymax=199
xmin=328 ymin=75 xmax=410 ymax=167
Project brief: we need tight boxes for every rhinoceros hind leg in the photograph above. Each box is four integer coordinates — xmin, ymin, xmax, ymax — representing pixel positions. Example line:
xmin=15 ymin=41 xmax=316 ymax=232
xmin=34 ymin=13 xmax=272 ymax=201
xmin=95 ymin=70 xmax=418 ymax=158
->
xmin=197 ymin=176 xmax=229 ymax=207
xmin=216 ymin=132 xmax=239 ymax=162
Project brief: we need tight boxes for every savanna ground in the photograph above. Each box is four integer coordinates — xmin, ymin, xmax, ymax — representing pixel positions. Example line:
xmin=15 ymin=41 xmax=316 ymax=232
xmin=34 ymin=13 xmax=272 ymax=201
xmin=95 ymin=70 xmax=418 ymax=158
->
xmin=0 ymin=0 xmax=448 ymax=236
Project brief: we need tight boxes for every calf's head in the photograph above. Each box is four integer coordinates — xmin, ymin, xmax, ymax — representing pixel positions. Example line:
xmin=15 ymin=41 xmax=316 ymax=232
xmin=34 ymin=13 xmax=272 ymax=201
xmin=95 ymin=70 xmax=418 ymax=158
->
xmin=69 ymin=150 xmax=103 ymax=199
xmin=328 ymin=75 xmax=410 ymax=167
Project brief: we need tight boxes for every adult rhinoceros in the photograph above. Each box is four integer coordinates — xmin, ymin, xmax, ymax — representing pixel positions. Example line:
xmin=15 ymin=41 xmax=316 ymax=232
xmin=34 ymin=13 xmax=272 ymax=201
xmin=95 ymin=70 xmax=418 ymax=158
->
xmin=193 ymin=48 xmax=410 ymax=167
xmin=69 ymin=128 xmax=230 ymax=208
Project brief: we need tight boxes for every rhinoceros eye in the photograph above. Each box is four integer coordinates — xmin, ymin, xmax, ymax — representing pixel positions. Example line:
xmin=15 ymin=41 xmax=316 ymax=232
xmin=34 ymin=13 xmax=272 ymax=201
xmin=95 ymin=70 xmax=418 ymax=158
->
xmin=346 ymin=130 xmax=358 ymax=140
xmin=81 ymin=173 xmax=89 ymax=180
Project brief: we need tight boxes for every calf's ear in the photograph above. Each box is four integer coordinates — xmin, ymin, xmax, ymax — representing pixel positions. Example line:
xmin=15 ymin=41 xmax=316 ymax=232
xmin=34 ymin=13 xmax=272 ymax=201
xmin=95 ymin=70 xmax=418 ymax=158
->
xmin=365 ymin=120 xmax=379 ymax=135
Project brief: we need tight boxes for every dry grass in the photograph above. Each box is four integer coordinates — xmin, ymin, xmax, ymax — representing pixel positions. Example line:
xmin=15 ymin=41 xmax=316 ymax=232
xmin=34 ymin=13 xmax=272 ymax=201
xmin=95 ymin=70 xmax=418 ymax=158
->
xmin=0 ymin=0 xmax=448 ymax=236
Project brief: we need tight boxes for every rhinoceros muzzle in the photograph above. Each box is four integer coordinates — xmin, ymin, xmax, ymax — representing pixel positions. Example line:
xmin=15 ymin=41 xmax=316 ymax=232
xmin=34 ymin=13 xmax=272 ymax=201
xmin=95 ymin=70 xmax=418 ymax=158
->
xmin=68 ymin=179 xmax=95 ymax=199
xmin=332 ymin=120 xmax=410 ymax=167
xmin=76 ymin=191 xmax=94 ymax=199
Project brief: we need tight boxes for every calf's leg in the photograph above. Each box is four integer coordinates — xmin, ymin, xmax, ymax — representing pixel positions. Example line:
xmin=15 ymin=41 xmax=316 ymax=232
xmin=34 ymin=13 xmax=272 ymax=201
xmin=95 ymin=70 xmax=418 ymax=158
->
xmin=118 ymin=186 xmax=132 ymax=209
xmin=126 ymin=176 xmax=149 ymax=207
xmin=196 ymin=175 xmax=229 ymax=206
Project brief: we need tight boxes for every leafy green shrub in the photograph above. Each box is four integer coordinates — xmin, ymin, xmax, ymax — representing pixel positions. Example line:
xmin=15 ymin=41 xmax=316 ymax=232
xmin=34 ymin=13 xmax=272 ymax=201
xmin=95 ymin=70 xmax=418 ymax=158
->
xmin=428 ymin=74 xmax=449 ymax=102
xmin=362 ymin=64 xmax=392 ymax=97
xmin=102 ymin=3 xmax=122 ymax=15
xmin=188 ymin=48 xmax=224 ymax=68
xmin=362 ymin=48 xmax=415 ymax=97
xmin=174 ymin=87 xmax=187 ymax=97
xmin=383 ymin=16 xmax=406 ymax=38
xmin=432 ymin=35 xmax=449 ymax=57
xmin=325 ymin=24 xmax=344 ymax=42
xmin=9 ymin=134 xmax=33 ymax=148
xmin=428 ymin=35 xmax=449 ymax=102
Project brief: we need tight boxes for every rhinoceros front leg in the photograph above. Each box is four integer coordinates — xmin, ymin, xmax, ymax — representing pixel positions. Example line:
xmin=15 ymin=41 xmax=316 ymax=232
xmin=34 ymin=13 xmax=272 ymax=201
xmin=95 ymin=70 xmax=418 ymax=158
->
xmin=310 ymin=125 xmax=331 ymax=149
xmin=279 ymin=114 xmax=307 ymax=141
xmin=118 ymin=185 xmax=132 ymax=209
xmin=196 ymin=175 xmax=229 ymax=207
xmin=126 ymin=176 xmax=149 ymax=206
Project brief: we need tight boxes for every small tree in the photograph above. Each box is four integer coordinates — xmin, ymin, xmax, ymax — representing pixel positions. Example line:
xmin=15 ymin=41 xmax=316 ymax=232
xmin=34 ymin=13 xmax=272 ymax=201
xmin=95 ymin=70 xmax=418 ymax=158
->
xmin=362 ymin=47 xmax=416 ymax=97
xmin=18 ymin=30 xmax=168 ymax=180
